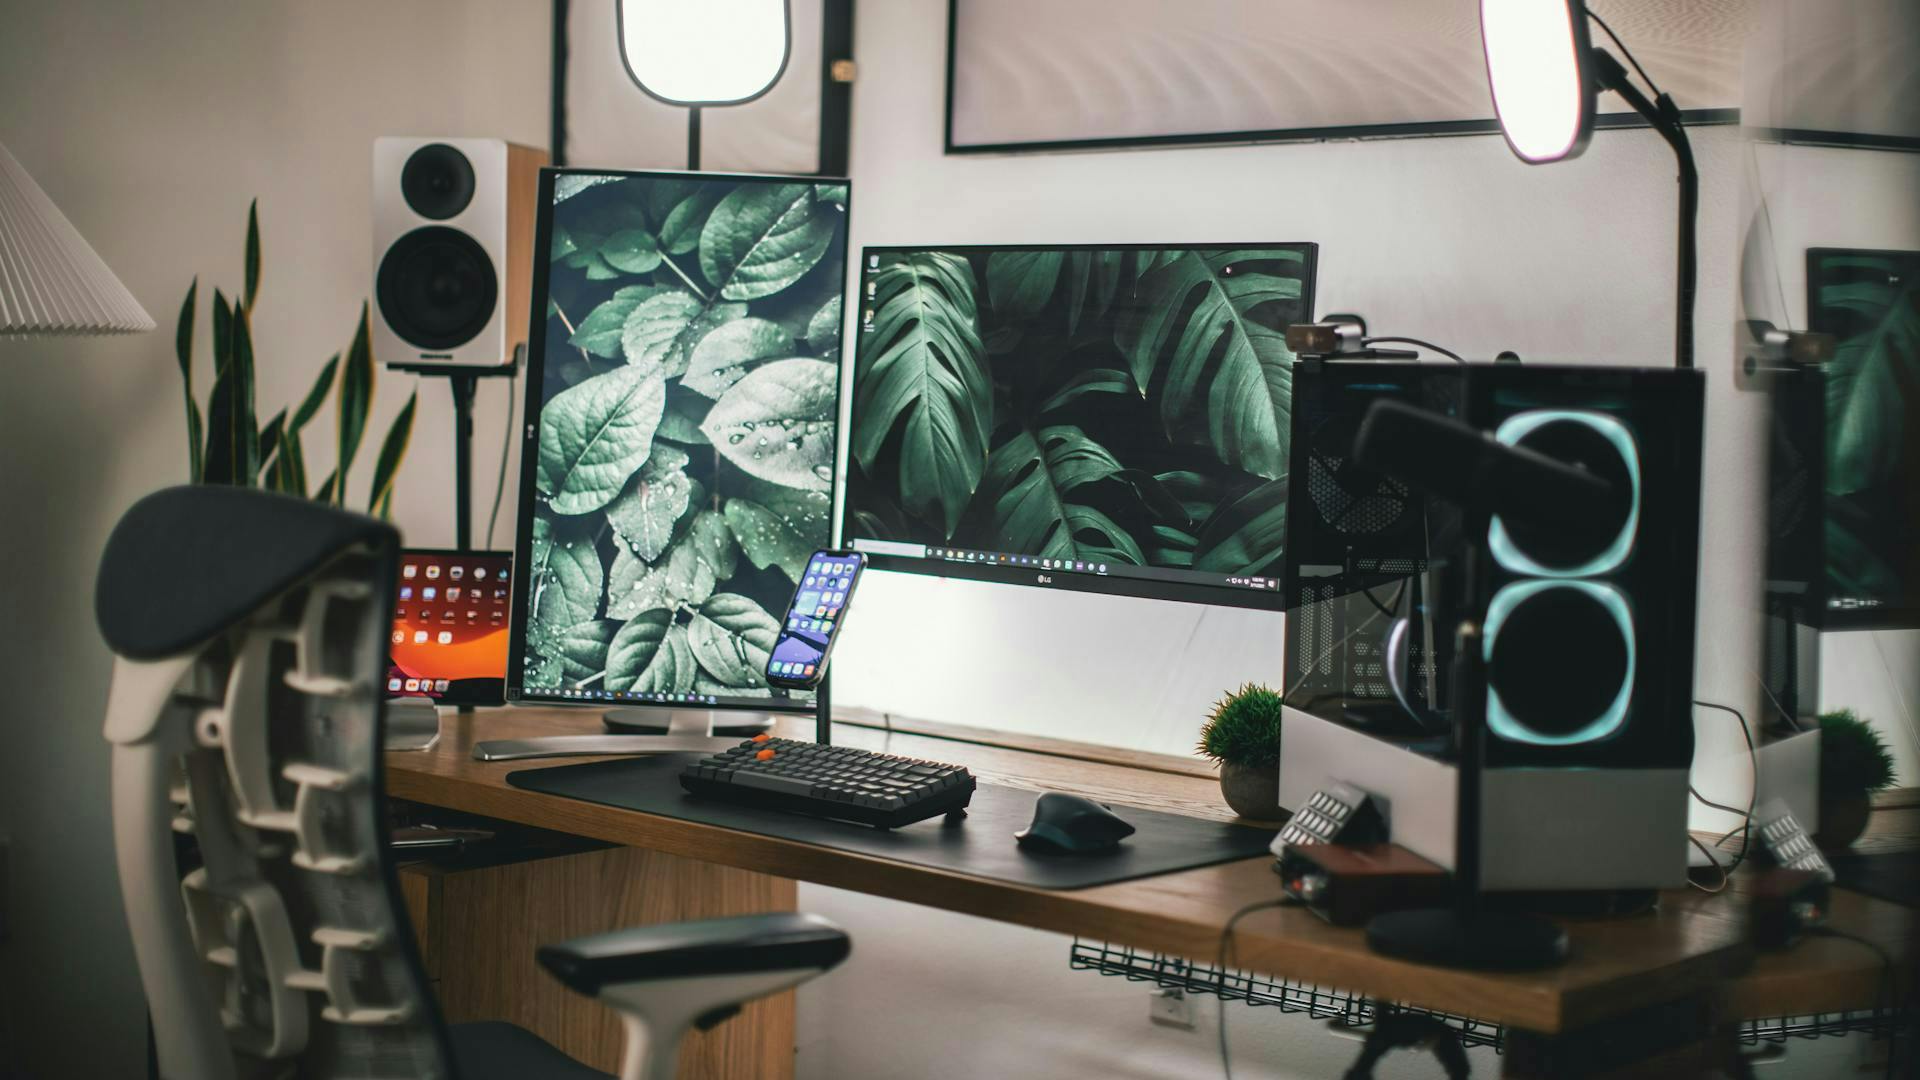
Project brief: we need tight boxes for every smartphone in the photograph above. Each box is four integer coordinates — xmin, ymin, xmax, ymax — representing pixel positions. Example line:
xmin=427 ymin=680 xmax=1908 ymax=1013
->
xmin=765 ymin=550 xmax=866 ymax=691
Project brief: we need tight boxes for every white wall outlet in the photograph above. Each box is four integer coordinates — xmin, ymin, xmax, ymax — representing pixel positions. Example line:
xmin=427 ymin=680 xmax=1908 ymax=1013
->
xmin=1149 ymin=988 xmax=1195 ymax=1030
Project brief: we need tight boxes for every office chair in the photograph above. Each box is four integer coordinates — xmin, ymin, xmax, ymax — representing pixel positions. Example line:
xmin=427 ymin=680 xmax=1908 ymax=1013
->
xmin=96 ymin=486 xmax=849 ymax=1080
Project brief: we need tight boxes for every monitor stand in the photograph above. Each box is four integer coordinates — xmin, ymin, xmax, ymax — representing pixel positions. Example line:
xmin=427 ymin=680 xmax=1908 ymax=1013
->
xmin=385 ymin=698 xmax=443 ymax=752
xmin=603 ymin=707 xmax=776 ymax=738
xmin=471 ymin=708 xmax=740 ymax=762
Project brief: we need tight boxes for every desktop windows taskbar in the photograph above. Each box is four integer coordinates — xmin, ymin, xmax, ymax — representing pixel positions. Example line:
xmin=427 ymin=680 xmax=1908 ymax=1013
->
xmin=848 ymin=539 xmax=1285 ymax=611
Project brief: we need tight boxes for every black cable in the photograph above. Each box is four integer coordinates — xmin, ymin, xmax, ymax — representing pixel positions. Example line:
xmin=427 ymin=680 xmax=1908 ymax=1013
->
xmin=1689 ymin=699 xmax=1757 ymax=879
xmin=1586 ymin=8 xmax=1661 ymax=98
xmin=1361 ymin=336 xmax=1466 ymax=364
xmin=1217 ymin=897 xmax=1289 ymax=1080
xmin=484 ymin=363 xmax=518 ymax=550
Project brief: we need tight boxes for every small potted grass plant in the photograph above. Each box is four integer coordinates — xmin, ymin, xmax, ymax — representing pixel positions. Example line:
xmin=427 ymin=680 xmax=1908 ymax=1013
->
xmin=1198 ymin=683 xmax=1286 ymax=821
xmin=1815 ymin=709 xmax=1896 ymax=850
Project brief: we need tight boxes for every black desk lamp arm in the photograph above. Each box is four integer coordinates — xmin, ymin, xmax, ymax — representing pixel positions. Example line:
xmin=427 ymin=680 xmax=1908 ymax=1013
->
xmin=1589 ymin=47 xmax=1698 ymax=370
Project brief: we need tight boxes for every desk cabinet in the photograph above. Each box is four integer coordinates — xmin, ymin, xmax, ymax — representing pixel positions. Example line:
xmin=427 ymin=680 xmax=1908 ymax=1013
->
xmin=399 ymin=844 xmax=797 ymax=1078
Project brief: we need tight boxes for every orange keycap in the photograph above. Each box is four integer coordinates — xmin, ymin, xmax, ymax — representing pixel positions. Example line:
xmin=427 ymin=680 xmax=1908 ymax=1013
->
xmin=752 ymin=733 xmax=772 ymax=743
xmin=755 ymin=748 xmax=776 ymax=761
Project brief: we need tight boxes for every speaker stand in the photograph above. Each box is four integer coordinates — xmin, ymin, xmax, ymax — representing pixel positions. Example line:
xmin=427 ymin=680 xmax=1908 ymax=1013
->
xmin=389 ymin=346 xmax=520 ymax=552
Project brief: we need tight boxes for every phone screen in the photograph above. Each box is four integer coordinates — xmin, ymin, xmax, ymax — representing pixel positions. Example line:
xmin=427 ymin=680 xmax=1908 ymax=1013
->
xmin=766 ymin=550 xmax=866 ymax=690
xmin=387 ymin=549 xmax=513 ymax=705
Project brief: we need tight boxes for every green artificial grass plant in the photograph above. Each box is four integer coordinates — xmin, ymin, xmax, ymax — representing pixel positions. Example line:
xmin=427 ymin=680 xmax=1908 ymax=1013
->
xmin=1198 ymin=683 xmax=1285 ymax=771
xmin=1818 ymin=709 xmax=1897 ymax=799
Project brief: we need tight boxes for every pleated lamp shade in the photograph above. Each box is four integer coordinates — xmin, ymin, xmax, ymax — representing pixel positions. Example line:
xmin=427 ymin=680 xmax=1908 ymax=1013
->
xmin=0 ymin=140 xmax=154 ymax=337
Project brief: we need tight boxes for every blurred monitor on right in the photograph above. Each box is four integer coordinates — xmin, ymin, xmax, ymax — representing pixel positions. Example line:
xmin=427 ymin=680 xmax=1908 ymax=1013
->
xmin=840 ymin=242 xmax=1316 ymax=610
xmin=1769 ymin=248 xmax=1920 ymax=629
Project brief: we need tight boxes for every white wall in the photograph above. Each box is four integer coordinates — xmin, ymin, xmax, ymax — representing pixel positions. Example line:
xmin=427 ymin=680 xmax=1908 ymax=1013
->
xmin=0 ymin=3 xmax=546 ymax=1076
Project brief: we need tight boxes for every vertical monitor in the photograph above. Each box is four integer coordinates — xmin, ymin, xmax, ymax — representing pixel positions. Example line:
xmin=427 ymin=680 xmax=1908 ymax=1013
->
xmin=509 ymin=168 xmax=851 ymax=710
xmin=840 ymin=243 xmax=1316 ymax=609
xmin=1803 ymin=248 xmax=1920 ymax=627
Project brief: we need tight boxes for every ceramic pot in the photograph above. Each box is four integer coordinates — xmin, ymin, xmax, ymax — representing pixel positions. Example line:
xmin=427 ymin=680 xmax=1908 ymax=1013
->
xmin=1814 ymin=793 xmax=1872 ymax=851
xmin=1219 ymin=761 xmax=1284 ymax=821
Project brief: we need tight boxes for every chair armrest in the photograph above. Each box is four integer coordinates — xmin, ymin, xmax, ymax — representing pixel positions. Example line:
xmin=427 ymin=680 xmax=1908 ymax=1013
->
xmin=537 ymin=913 xmax=850 ymax=997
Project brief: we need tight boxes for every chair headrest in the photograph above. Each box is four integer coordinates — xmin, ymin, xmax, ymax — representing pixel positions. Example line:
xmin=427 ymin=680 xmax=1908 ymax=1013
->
xmin=95 ymin=486 xmax=399 ymax=660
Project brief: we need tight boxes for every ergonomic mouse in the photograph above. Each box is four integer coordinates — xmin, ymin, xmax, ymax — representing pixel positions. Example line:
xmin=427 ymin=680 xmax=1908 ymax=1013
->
xmin=1015 ymin=792 xmax=1136 ymax=854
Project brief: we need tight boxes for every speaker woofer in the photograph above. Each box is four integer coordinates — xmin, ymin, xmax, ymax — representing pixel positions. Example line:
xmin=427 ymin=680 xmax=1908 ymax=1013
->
xmin=376 ymin=226 xmax=498 ymax=352
xmin=400 ymin=143 xmax=477 ymax=220
xmin=1489 ymin=410 xmax=1639 ymax=577
xmin=1484 ymin=580 xmax=1634 ymax=746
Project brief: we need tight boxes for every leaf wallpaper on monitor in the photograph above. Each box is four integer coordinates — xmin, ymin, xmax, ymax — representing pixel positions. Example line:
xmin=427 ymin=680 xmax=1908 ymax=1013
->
xmin=524 ymin=175 xmax=848 ymax=698
xmin=847 ymin=246 xmax=1311 ymax=578
xmin=1811 ymin=249 xmax=1920 ymax=613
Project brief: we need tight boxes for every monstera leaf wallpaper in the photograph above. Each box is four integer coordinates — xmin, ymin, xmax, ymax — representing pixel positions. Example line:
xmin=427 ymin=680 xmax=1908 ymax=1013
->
xmin=521 ymin=174 xmax=849 ymax=700
xmin=845 ymin=245 xmax=1313 ymax=579
xmin=1811 ymin=249 xmax=1920 ymax=614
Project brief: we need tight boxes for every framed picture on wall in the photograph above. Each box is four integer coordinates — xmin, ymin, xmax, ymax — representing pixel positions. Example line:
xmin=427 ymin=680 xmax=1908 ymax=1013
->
xmin=944 ymin=0 xmax=1743 ymax=155
xmin=552 ymin=0 xmax=853 ymax=174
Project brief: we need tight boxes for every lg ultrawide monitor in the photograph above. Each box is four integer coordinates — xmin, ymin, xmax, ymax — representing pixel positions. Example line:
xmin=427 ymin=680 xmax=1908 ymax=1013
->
xmin=839 ymin=243 xmax=1316 ymax=610
xmin=508 ymin=168 xmax=851 ymax=711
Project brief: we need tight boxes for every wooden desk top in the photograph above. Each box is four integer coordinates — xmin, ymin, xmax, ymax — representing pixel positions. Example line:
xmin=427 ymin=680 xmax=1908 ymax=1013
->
xmin=388 ymin=707 xmax=1914 ymax=1035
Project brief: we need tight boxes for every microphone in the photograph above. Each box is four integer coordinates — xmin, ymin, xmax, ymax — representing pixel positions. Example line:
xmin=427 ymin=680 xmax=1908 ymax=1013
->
xmin=1352 ymin=399 xmax=1625 ymax=541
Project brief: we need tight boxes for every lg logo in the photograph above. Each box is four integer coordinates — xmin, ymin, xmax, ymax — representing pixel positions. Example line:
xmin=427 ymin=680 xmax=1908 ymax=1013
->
xmin=1036 ymin=574 xmax=1052 ymax=584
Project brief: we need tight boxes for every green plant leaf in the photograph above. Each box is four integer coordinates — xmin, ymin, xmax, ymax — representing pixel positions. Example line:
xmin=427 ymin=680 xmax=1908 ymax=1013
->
xmin=820 ymin=184 xmax=848 ymax=210
xmin=555 ymin=175 xmax=621 ymax=203
xmin=687 ymin=593 xmax=779 ymax=688
xmin=604 ymin=609 xmax=671 ymax=691
xmin=530 ymin=517 xmax=605 ymax=638
xmin=684 ymin=318 xmax=794 ymax=399
xmin=980 ymin=425 xmax=1142 ymax=564
xmin=273 ymin=428 xmax=309 ymax=499
xmin=256 ymin=408 xmax=286 ymax=485
xmin=602 ymin=228 xmax=663 ymax=275
xmin=203 ymin=370 xmax=237 ymax=485
xmin=724 ymin=480 xmax=831 ymax=582
xmin=1040 ymin=368 xmax=1133 ymax=413
xmin=805 ymin=294 xmax=843 ymax=359
xmin=1193 ymin=478 xmax=1289 ymax=573
xmin=687 ymin=508 xmax=738 ymax=580
xmin=1066 ymin=249 xmax=1124 ymax=337
xmin=229 ymin=310 xmax=260 ymax=486
xmin=550 ymin=224 xmax=579 ymax=262
xmin=985 ymin=250 xmax=1062 ymax=321
xmin=313 ymin=470 xmax=336 ymax=504
xmin=536 ymin=365 xmax=668 ymax=515
xmin=659 ymin=187 xmax=727 ymax=255
xmin=699 ymin=183 xmax=834 ymax=301
xmin=1823 ymin=275 xmax=1919 ymax=495
xmin=336 ymin=304 xmax=376 ymax=505
xmin=605 ymin=444 xmax=694 ymax=561
xmin=291 ymin=354 xmax=338 ymax=433
xmin=620 ymin=290 xmax=747 ymax=377
xmin=607 ymin=532 xmax=718 ymax=618
xmin=657 ymin=394 xmax=713 ymax=446
xmin=570 ymin=284 xmax=667 ymax=358
xmin=1119 ymin=249 xmax=1305 ymax=480
xmin=243 ymin=199 xmax=260 ymax=315
xmin=366 ymin=390 xmax=418 ymax=512
xmin=176 ymin=280 xmax=201 ymax=482
xmin=551 ymin=618 xmax=620 ymax=683
xmin=852 ymin=252 xmax=992 ymax=537
xmin=701 ymin=359 xmax=837 ymax=491
xmin=211 ymin=290 xmax=233 ymax=376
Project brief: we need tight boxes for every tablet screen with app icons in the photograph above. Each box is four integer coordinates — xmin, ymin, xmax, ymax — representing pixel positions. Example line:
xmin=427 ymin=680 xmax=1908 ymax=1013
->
xmin=387 ymin=549 xmax=513 ymax=706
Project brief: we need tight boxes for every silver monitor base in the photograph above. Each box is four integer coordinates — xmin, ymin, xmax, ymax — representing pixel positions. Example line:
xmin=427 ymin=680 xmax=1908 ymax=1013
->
xmin=603 ymin=707 xmax=775 ymax=737
xmin=385 ymin=699 xmax=442 ymax=752
xmin=471 ymin=708 xmax=766 ymax=762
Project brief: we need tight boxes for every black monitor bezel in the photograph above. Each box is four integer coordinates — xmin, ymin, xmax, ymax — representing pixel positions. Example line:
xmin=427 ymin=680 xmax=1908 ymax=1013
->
xmin=839 ymin=240 xmax=1316 ymax=612
xmin=507 ymin=166 xmax=853 ymax=713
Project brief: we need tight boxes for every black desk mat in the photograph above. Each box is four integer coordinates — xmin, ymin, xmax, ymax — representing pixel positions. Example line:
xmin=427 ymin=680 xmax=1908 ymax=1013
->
xmin=506 ymin=754 xmax=1277 ymax=890
xmin=1830 ymin=852 xmax=1920 ymax=909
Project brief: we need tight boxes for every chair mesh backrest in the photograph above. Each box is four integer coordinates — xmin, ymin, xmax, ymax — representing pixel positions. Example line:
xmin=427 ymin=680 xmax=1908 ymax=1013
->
xmin=107 ymin=523 xmax=454 ymax=1078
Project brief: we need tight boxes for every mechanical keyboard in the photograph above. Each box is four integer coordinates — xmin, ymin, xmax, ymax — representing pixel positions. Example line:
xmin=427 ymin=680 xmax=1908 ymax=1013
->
xmin=679 ymin=735 xmax=976 ymax=829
